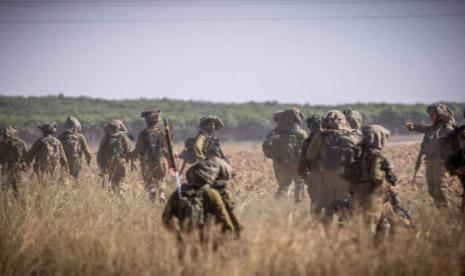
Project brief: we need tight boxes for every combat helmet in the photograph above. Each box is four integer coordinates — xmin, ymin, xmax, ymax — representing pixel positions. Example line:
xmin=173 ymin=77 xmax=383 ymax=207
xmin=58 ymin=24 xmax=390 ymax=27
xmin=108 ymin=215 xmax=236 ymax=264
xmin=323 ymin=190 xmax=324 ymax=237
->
xmin=64 ymin=116 xmax=82 ymax=133
xmin=322 ymin=110 xmax=350 ymax=130
xmin=0 ymin=125 xmax=18 ymax=138
xmin=361 ymin=125 xmax=390 ymax=149
xmin=426 ymin=103 xmax=455 ymax=124
xmin=141 ymin=108 xmax=161 ymax=125
xmin=199 ymin=115 xmax=224 ymax=131
xmin=280 ymin=108 xmax=304 ymax=124
xmin=343 ymin=109 xmax=363 ymax=130
xmin=38 ymin=122 xmax=57 ymax=133
xmin=103 ymin=119 xmax=126 ymax=135
xmin=306 ymin=114 xmax=322 ymax=133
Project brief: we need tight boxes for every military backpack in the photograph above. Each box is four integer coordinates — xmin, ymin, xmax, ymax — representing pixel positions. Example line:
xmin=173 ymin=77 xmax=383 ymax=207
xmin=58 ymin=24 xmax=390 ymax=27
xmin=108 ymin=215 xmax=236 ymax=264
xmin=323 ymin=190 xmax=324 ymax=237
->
xmin=320 ymin=130 xmax=361 ymax=169
xmin=4 ymin=137 xmax=25 ymax=164
xmin=263 ymin=127 xmax=305 ymax=164
xmin=62 ymin=132 xmax=81 ymax=156
xmin=177 ymin=184 xmax=208 ymax=231
xmin=141 ymin=129 xmax=165 ymax=163
xmin=37 ymin=137 xmax=62 ymax=165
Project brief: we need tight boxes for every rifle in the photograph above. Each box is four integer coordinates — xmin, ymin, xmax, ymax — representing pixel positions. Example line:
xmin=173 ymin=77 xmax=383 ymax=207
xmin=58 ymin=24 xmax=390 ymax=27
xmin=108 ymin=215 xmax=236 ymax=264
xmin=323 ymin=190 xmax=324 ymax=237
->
xmin=411 ymin=136 xmax=427 ymax=190
xmin=163 ymin=119 xmax=182 ymax=199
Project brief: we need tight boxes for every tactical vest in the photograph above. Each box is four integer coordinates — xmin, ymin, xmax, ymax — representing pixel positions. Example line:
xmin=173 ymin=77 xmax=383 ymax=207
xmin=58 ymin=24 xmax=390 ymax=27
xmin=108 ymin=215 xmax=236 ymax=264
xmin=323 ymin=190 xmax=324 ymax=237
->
xmin=319 ymin=129 xmax=361 ymax=169
xmin=103 ymin=134 xmax=126 ymax=161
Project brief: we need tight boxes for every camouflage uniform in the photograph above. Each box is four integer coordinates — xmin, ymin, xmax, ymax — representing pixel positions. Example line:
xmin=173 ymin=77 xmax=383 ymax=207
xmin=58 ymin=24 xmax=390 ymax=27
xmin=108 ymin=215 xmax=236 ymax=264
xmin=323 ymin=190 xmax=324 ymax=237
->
xmin=97 ymin=119 xmax=132 ymax=193
xmin=264 ymin=108 xmax=307 ymax=202
xmin=348 ymin=125 xmax=411 ymax=234
xmin=27 ymin=122 xmax=68 ymax=179
xmin=193 ymin=115 xmax=226 ymax=161
xmin=132 ymin=108 xmax=168 ymax=202
xmin=162 ymin=159 xmax=239 ymax=240
xmin=305 ymin=110 xmax=361 ymax=217
xmin=58 ymin=116 xmax=92 ymax=178
xmin=408 ymin=103 xmax=455 ymax=208
xmin=0 ymin=126 xmax=28 ymax=197
xmin=298 ymin=115 xmax=322 ymax=213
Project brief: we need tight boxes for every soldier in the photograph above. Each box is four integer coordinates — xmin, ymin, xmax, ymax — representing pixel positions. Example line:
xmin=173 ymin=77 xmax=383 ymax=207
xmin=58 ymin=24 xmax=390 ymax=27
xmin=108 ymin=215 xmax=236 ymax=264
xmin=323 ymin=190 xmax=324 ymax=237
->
xmin=343 ymin=109 xmax=363 ymax=131
xmin=97 ymin=119 xmax=132 ymax=193
xmin=193 ymin=115 xmax=227 ymax=162
xmin=58 ymin=116 xmax=92 ymax=179
xmin=162 ymin=159 xmax=239 ymax=240
xmin=263 ymin=108 xmax=307 ymax=202
xmin=298 ymin=114 xmax=322 ymax=212
xmin=346 ymin=125 xmax=412 ymax=235
xmin=0 ymin=126 xmax=28 ymax=197
xmin=406 ymin=103 xmax=455 ymax=208
xmin=305 ymin=110 xmax=361 ymax=218
xmin=27 ymin=122 xmax=68 ymax=179
xmin=132 ymin=108 xmax=168 ymax=202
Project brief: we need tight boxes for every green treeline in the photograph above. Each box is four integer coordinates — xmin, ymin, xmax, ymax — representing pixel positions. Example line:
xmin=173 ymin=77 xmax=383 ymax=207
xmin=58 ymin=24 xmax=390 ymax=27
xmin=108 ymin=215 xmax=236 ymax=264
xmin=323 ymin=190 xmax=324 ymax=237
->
xmin=1 ymin=95 xmax=464 ymax=143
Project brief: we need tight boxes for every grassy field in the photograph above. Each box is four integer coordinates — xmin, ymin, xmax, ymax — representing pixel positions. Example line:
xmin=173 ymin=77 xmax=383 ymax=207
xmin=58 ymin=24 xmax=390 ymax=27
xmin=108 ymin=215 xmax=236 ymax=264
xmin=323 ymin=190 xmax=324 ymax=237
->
xmin=1 ymin=142 xmax=465 ymax=275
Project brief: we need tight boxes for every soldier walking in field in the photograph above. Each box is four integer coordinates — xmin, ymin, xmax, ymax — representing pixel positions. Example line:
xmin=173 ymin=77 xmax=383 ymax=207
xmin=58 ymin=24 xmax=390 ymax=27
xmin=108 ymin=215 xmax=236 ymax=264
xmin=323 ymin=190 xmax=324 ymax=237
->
xmin=27 ymin=122 xmax=68 ymax=180
xmin=305 ymin=110 xmax=361 ymax=218
xmin=132 ymin=108 xmax=169 ymax=202
xmin=406 ymin=103 xmax=455 ymax=208
xmin=0 ymin=126 xmax=28 ymax=197
xmin=263 ymin=108 xmax=307 ymax=202
xmin=58 ymin=116 xmax=92 ymax=179
xmin=97 ymin=119 xmax=132 ymax=194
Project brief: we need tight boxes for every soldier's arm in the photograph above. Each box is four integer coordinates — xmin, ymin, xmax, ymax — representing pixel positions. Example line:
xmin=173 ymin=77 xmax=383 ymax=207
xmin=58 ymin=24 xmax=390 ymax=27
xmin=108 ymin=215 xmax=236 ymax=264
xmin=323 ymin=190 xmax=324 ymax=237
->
xmin=194 ymin=133 xmax=207 ymax=160
xmin=20 ymin=140 xmax=29 ymax=163
xmin=410 ymin=124 xmax=431 ymax=134
xmin=206 ymin=189 xmax=236 ymax=234
xmin=122 ymin=135 xmax=132 ymax=160
xmin=96 ymin=138 xmax=107 ymax=169
xmin=370 ymin=156 xmax=386 ymax=187
xmin=297 ymin=128 xmax=308 ymax=140
xmin=26 ymin=140 xmax=41 ymax=164
xmin=305 ymin=133 xmax=323 ymax=160
xmin=78 ymin=134 xmax=93 ymax=162
xmin=162 ymin=192 xmax=180 ymax=231
xmin=58 ymin=142 xmax=68 ymax=167
xmin=131 ymin=133 xmax=144 ymax=159
xmin=297 ymin=138 xmax=311 ymax=177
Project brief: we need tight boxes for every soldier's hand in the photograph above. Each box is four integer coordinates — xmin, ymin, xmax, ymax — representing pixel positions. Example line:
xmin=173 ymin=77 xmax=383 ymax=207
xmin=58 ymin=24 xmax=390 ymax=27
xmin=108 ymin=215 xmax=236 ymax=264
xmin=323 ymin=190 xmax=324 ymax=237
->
xmin=406 ymin=122 xmax=414 ymax=130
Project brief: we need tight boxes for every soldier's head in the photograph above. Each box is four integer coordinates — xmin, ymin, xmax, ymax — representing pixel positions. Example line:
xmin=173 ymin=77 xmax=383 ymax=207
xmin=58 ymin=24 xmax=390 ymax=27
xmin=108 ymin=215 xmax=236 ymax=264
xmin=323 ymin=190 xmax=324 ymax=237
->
xmin=208 ymin=156 xmax=233 ymax=181
xmin=361 ymin=125 xmax=390 ymax=149
xmin=343 ymin=109 xmax=363 ymax=130
xmin=427 ymin=103 xmax=455 ymax=124
xmin=280 ymin=108 xmax=304 ymax=126
xmin=186 ymin=159 xmax=220 ymax=185
xmin=199 ymin=115 xmax=224 ymax=133
xmin=38 ymin=122 xmax=57 ymax=136
xmin=141 ymin=108 xmax=161 ymax=126
xmin=0 ymin=125 xmax=18 ymax=139
xmin=104 ymin=119 xmax=125 ymax=135
xmin=273 ymin=110 xmax=284 ymax=126
xmin=64 ymin=116 xmax=82 ymax=133
xmin=306 ymin=114 xmax=322 ymax=133
xmin=322 ymin=110 xmax=350 ymax=130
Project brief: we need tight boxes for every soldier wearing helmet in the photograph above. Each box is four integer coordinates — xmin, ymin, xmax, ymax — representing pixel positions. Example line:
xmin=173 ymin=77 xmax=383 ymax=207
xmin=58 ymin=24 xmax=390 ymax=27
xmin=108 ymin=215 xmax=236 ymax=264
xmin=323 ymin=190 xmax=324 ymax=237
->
xmin=132 ymin=108 xmax=169 ymax=202
xmin=305 ymin=110 xmax=361 ymax=219
xmin=193 ymin=115 xmax=227 ymax=162
xmin=162 ymin=159 xmax=239 ymax=239
xmin=263 ymin=108 xmax=307 ymax=202
xmin=58 ymin=116 xmax=92 ymax=179
xmin=97 ymin=119 xmax=132 ymax=193
xmin=406 ymin=103 xmax=455 ymax=208
xmin=27 ymin=122 xmax=68 ymax=179
xmin=0 ymin=125 xmax=28 ymax=197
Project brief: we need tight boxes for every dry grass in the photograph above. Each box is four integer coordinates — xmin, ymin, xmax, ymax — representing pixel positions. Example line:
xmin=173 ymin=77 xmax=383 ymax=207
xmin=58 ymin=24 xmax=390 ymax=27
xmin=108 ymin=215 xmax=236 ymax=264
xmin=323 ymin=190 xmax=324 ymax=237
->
xmin=1 ymin=142 xmax=465 ymax=275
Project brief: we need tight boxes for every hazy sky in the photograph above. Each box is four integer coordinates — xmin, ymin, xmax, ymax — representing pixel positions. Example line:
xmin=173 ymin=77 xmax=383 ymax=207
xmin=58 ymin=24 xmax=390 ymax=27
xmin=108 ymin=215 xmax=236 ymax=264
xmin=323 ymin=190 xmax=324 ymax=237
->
xmin=0 ymin=0 xmax=464 ymax=104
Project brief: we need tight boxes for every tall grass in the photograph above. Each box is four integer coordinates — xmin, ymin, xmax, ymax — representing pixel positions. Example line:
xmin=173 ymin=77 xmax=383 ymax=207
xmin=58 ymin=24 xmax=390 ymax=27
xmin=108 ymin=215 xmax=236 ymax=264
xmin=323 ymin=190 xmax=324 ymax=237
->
xmin=1 ymin=143 xmax=465 ymax=275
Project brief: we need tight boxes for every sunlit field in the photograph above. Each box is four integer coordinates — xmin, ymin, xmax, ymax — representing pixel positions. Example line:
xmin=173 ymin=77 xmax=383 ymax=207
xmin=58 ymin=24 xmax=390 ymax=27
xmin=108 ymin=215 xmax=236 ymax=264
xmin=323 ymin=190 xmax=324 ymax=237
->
xmin=1 ymin=141 xmax=464 ymax=275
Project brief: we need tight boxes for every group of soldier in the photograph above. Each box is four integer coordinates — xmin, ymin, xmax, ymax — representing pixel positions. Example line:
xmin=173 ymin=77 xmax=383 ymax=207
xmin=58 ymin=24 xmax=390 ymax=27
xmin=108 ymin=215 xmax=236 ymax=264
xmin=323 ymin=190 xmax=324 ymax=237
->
xmin=1 ymin=103 xmax=465 ymax=240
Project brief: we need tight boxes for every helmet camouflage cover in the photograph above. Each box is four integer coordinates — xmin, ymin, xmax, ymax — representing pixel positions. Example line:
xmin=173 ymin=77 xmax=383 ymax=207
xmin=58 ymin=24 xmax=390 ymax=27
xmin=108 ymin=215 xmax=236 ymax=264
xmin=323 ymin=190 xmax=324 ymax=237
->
xmin=426 ymin=103 xmax=455 ymax=123
xmin=343 ymin=109 xmax=363 ymax=130
xmin=280 ymin=108 xmax=304 ymax=124
xmin=199 ymin=115 xmax=224 ymax=130
xmin=64 ymin=116 xmax=82 ymax=132
xmin=0 ymin=125 xmax=18 ymax=137
xmin=141 ymin=108 xmax=161 ymax=124
xmin=38 ymin=122 xmax=57 ymax=133
xmin=361 ymin=124 xmax=390 ymax=149
xmin=322 ymin=110 xmax=350 ymax=130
